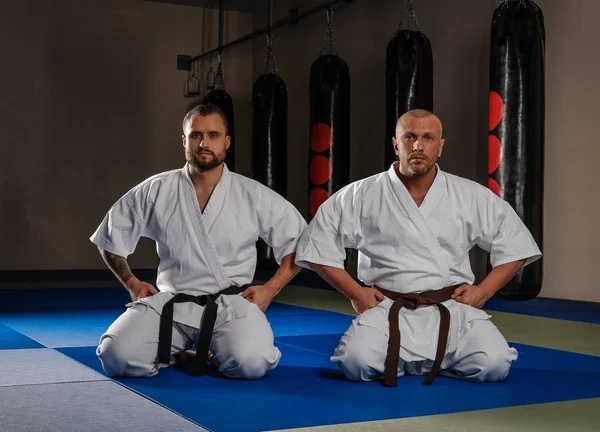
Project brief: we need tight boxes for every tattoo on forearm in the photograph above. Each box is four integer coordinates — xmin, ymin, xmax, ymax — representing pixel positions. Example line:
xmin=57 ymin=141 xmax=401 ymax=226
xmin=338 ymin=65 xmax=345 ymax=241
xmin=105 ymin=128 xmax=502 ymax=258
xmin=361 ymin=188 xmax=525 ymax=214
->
xmin=99 ymin=248 xmax=134 ymax=286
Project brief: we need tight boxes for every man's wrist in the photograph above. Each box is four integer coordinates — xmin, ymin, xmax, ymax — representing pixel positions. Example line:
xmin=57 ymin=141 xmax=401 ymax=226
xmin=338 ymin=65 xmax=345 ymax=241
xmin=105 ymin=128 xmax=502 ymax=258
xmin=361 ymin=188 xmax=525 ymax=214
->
xmin=478 ymin=282 xmax=498 ymax=300
xmin=124 ymin=276 xmax=139 ymax=291
xmin=262 ymin=281 xmax=281 ymax=297
xmin=348 ymin=284 xmax=368 ymax=303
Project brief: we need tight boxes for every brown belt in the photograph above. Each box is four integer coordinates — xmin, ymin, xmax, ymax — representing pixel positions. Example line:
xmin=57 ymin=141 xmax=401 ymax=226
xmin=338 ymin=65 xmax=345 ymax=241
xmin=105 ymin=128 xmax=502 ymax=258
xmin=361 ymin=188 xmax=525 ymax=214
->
xmin=376 ymin=285 xmax=459 ymax=387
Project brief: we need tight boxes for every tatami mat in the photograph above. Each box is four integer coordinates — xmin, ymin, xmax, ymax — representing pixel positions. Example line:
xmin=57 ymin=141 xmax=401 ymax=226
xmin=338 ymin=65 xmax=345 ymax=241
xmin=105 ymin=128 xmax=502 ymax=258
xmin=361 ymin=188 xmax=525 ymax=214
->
xmin=1 ymin=282 xmax=599 ymax=432
xmin=0 ymin=309 xmax=121 ymax=348
xmin=267 ymin=398 xmax=600 ymax=432
xmin=0 ymin=380 xmax=208 ymax=432
xmin=57 ymin=328 xmax=600 ymax=431
xmin=483 ymin=297 xmax=600 ymax=324
xmin=0 ymin=348 xmax=107 ymax=387
xmin=0 ymin=323 xmax=44 ymax=350
xmin=277 ymin=285 xmax=600 ymax=357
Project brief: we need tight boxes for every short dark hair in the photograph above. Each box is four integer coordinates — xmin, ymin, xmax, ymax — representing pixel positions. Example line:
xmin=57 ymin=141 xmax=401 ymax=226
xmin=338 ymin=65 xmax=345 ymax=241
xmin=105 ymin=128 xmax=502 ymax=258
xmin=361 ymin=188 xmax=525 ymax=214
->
xmin=182 ymin=104 xmax=229 ymax=134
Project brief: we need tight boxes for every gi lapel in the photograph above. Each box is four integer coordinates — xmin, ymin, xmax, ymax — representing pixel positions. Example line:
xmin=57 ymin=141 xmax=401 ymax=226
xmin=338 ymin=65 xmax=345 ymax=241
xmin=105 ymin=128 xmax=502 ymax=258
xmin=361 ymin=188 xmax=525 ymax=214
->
xmin=201 ymin=164 xmax=231 ymax=233
xmin=418 ymin=167 xmax=447 ymax=220
xmin=182 ymin=165 xmax=231 ymax=290
xmin=386 ymin=164 xmax=451 ymax=285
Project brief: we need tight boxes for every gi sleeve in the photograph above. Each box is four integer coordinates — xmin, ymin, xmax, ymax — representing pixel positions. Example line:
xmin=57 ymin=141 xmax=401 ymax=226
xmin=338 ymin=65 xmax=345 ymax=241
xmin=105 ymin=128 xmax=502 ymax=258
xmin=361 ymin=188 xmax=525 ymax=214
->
xmin=294 ymin=193 xmax=352 ymax=270
xmin=257 ymin=188 xmax=308 ymax=265
xmin=89 ymin=189 xmax=148 ymax=258
xmin=474 ymin=189 xmax=542 ymax=268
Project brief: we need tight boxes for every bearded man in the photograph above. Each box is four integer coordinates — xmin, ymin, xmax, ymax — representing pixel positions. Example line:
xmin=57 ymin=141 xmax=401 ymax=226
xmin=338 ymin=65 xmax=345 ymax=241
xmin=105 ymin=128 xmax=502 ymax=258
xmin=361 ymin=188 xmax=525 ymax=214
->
xmin=91 ymin=104 xmax=306 ymax=379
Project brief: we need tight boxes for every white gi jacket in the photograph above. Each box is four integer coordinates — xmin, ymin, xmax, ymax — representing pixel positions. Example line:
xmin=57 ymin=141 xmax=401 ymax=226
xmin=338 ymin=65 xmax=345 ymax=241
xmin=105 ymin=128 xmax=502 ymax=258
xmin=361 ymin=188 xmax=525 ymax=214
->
xmin=91 ymin=163 xmax=307 ymax=328
xmin=295 ymin=164 xmax=542 ymax=361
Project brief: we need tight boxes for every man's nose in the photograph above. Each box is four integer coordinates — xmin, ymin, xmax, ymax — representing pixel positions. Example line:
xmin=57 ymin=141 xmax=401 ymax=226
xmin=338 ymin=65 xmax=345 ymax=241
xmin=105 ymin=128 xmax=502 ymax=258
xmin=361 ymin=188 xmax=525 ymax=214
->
xmin=413 ymin=139 xmax=424 ymax=151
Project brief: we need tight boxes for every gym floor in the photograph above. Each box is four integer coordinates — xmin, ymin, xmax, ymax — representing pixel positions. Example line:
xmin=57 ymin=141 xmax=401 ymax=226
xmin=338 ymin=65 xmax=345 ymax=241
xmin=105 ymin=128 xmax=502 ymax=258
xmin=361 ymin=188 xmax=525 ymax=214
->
xmin=1 ymin=274 xmax=599 ymax=431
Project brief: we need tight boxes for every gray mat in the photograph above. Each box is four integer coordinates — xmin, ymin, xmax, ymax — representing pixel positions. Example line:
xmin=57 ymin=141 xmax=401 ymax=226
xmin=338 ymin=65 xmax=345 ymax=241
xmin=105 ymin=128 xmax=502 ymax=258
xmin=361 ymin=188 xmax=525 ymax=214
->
xmin=0 ymin=380 xmax=208 ymax=432
xmin=0 ymin=348 xmax=107 ymax=387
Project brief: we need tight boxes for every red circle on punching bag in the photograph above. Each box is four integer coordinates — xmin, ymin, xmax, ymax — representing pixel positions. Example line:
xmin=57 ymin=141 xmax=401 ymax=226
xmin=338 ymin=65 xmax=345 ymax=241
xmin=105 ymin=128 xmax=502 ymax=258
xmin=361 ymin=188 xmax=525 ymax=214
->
xmin=309 ymin=188 xmax=330 ymax=217
xmin=488 ymin=134 xmax=502 ymax=174
xmin=310 ymin=123 xmax=332 ymax=153
xmin=309 ymin=155 xmax=333 ymax=185
xmin=489 ymin=91 xmax=504 ymax=131
xmin=488 ymin=177 xmax=502 ymax=197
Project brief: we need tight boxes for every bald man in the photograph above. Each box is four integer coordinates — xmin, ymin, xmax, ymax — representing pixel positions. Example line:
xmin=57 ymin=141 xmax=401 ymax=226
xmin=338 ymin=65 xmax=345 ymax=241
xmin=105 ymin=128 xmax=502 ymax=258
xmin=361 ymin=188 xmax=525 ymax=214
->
xmin=294 ymin=109 xmax=541 ymax=386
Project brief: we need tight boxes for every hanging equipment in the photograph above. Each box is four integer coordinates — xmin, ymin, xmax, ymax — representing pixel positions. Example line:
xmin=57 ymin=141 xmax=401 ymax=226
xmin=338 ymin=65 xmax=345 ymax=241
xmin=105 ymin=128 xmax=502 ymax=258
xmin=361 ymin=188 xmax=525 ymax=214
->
xmin=251 ymin=28 xmax=288 ymax=269
xmin=384 ymin=0 xmax=433 ymax=169
xmin=202 ymin=1 xmax=236 ymax=171
xmin=308 ymin=7 xmax=351 ymax=221
xmin=488 ymin=0 xmax=545 ymax=300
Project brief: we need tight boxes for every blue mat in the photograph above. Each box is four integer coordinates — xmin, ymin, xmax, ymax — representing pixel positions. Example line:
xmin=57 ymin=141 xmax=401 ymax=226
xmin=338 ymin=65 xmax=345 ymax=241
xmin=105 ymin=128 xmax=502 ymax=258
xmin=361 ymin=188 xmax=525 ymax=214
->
xmin=58 ymin=334 xmax=600 ymax=432
xmin=0 ymin=309 xmax=122 ymax=348
xmin=265 ymin=302 xmax=328 ymax=315
xmin=2 ymin=284 xmax=597 ymax=323
xmin=483 ymin=296 xmax=600 ymax=324
xmin=0 ymin=304 xmax=352 ymax=347
xmin=0 ymin=323 xmax=44 ymax=350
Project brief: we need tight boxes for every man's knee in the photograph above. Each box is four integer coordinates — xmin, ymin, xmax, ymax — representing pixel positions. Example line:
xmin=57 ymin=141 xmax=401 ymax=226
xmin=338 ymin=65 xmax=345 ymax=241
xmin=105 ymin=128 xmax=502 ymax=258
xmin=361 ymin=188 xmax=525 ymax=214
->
xmin=332 ymin=325 xmax=388 ymax=381
xmin=97 ymin=334 xmax=158 ymax=378
xmin=456 ymin=346 xmax=517 ymax=382
xmin=452 ymin=318 xmax=518 ymax=382
xmin=218 ymin=343 xmax=280 ymax=379
xmin=475 ymin=347 xmax=516 ymax=382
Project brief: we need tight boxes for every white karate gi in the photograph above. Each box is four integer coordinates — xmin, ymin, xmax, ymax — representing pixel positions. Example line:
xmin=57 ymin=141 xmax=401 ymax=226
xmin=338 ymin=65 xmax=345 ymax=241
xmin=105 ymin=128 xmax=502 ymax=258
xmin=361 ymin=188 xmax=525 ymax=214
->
xmin=295 ymin=163 xmax=542 ymax=382
xmin=91 ymin=163 xmax=306 ymax=379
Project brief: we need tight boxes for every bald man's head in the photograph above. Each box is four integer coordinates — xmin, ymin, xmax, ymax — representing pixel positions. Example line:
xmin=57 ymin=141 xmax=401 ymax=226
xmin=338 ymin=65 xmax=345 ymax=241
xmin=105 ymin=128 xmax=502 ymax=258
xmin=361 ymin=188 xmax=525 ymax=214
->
xmin=392 ymin=109 xmax=445 ymax=177
xmin=396 ymin=109 xmax=443 ymax=138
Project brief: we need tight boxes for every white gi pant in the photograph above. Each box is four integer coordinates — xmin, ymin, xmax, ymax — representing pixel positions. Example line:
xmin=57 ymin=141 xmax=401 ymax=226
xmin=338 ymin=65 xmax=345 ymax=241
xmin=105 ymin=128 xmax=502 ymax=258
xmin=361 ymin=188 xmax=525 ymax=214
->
xmin=97 ymin=292 xmax=280 ymax=379
xmin=332 ymin=298 xmax=518 ymax=382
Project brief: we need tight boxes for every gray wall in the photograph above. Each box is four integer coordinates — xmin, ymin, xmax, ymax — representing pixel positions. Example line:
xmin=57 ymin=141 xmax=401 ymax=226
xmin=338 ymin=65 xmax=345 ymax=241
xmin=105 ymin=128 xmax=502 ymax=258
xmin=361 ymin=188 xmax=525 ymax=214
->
xmin=0 ymin=0 xmax=253 ymax=271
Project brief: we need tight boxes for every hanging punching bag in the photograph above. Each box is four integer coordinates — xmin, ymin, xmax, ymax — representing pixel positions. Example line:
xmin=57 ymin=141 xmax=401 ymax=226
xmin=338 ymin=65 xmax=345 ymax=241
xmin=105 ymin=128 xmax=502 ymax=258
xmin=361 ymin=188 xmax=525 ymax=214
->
xmin=488 ymin=0 xmax=545 ymax=300
xmin=203 ymin=55 xmax=236 ymax=171
xmin=308 ymin=9 xmax=350 ymax=221
xmin=384 ymin=0 xmax=433 ymax=169
xmin=252 ymin=34 xmax=288 ymax=269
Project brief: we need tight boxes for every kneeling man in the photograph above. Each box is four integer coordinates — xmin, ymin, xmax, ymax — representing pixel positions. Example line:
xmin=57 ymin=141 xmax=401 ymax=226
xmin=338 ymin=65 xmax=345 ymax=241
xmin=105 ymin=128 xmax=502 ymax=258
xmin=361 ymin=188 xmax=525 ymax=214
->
xmin=294 ymin=109 xmax=541 ymax=386
xmin=91 ymin=104 xmax=306 ymax=379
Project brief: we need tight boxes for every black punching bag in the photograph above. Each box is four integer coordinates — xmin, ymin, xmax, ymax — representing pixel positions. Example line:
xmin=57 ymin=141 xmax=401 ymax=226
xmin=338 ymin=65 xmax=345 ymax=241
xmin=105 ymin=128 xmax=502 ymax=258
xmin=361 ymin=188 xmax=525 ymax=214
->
xmin=252 ymin=35 xmax=288 ymax=269
xmin=384 ymin=1 xmax=433 ymax=169
xmin=203 ymin=56 xmax=236 ymax=171
xmin=488 ymin=0 xmax=545 ymax=300
xmin=308 ymin=9 xmax=350 ymax=221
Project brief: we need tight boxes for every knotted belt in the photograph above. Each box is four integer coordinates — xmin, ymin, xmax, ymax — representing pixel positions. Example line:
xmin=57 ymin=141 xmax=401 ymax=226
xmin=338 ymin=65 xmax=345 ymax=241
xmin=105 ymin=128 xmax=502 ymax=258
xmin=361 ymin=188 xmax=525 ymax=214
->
xmin=157 ymin=284 xmax=248 ymax=376
xmin=376 ymin=285 xmax=459 ymax=387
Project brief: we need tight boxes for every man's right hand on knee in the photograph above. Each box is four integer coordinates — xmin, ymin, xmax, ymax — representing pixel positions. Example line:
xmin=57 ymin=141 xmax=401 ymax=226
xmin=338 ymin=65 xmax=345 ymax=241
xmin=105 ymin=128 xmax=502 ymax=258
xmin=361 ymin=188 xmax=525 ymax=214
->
xmin=351 ymin=287 xmax=385 ymax=315
xmin=126 ymin=278 xmax=158 ymax=301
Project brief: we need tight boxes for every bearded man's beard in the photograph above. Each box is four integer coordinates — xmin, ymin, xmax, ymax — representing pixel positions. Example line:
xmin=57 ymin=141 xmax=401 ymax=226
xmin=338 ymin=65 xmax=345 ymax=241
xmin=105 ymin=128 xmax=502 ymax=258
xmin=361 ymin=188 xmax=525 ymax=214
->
xmin=186 ymin=148 xmax=225 ymax=171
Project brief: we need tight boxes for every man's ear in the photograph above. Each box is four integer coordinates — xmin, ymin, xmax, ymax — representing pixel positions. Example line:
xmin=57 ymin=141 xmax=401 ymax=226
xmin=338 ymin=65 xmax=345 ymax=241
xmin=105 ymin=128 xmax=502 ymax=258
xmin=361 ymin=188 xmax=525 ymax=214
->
xmin=438 ymin=138 xmax=445 ymax=157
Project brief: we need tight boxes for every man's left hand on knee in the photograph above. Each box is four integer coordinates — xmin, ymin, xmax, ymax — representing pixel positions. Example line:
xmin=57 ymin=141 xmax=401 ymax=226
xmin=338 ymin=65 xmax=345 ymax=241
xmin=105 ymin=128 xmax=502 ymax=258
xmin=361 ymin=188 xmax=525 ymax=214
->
xmin=242 ymin=285 xmax=275 ymax=312
xmin=451 ymin=284 xmax=492 ymax=309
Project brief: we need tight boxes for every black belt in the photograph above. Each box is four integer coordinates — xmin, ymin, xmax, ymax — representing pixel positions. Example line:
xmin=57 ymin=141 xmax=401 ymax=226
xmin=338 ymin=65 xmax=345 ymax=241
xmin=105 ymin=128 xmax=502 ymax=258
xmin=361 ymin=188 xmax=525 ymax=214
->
xmin=157 ymin=284 xmax=248 ymax=376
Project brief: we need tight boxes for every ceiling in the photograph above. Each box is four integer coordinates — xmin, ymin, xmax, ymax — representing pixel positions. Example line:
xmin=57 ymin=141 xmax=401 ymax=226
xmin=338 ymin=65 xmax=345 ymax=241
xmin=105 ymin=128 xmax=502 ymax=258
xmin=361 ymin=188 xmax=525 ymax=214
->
xmin=141 ymin=0 xmax=262 ymax=13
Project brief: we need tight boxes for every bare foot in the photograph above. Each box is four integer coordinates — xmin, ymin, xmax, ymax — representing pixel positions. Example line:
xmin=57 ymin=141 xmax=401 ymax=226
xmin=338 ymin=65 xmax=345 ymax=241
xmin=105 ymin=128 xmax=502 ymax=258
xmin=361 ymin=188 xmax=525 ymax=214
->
xmin=176 ymin=350 xmax=219 ymax=368
xmin=177 ymin=350 xmax=196 ymax=364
